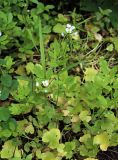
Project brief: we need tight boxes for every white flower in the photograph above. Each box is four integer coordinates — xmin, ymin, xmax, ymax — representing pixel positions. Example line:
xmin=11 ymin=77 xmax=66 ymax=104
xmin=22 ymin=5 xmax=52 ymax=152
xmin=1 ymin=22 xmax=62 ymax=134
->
xmin=71 ymin=26 xmax=75 ymax=30
xmin=66 ymin=27 xmax=71 ymax=33
xmin=0 ymin=32 xmax=2 ymax=37
xmin=36 ymin=82 xmax=40 ymax=87
xmin=61 ymin=32 xmax=65 ymax=37
xmin=0 ymin=90 xmax=1 ymax=97
xmin=66 ymin=24 xmax=72 ymax=28
xmin=61 ymin=24 xmax=76 ymax=36
xmin=65 ymin=24 xmax=75 ymax=34
xmin=42 ymin=80 xmax=49 ymax=87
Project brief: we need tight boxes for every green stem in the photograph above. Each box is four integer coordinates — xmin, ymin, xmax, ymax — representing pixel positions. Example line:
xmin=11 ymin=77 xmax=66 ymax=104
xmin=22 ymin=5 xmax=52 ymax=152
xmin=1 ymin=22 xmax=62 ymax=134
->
xmin=39 ymin=18 xmax=46 ymax=78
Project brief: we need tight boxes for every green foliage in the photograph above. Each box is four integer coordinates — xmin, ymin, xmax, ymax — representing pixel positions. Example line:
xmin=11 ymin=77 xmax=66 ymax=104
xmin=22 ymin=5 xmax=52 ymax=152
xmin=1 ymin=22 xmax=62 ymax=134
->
xmin=93 ymin=132 xmax=109 ymax=151
xmin=0 ymin=139 xmax=21 ymax=159
xmin=0 ymin=53 xmax=118 ymax=159
xmin=0 ymin=1 xmax=118 ymax=160
xmin=0 ymin=107 xmax=10 ymax=121
xmin=42 ymin=128 xmax=61 ymax=149
xmin=53 ymin=23 xmax=66 ymax=33
xmin=80 ymin=0 xmax=118 ymax=29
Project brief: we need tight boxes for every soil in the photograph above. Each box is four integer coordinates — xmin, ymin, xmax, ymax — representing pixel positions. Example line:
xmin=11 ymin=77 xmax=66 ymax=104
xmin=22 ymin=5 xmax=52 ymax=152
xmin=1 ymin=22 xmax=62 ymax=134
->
xmin=97 ymin=146 xmax=118 ymax=160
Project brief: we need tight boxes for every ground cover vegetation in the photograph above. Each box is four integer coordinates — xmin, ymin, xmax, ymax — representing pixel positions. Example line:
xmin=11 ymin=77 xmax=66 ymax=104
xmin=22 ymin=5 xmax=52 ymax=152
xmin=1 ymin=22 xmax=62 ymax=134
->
xmin=0 ymin=0 xmax=118 ymax=160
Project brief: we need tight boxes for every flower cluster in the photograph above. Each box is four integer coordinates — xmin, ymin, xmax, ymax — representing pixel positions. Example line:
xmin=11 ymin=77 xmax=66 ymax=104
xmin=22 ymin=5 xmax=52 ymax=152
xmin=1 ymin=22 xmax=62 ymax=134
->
xmin=61 ymin=24 xmax=75 ymax=37
xmin=61 ymin=24 xmax=79 ymax=39
xmin=65 ymin=24 xmax=75 ymax=34
xmin=42 ymin=80 xmax=49 ymax=87
xmin=36 ymin=80 xmax=49 ymax=88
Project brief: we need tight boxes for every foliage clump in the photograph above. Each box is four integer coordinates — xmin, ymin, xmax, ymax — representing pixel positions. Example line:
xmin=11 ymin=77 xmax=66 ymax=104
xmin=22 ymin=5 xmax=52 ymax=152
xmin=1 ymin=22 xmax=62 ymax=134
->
xmin=0 ymin=0 xmax=118 ymax=160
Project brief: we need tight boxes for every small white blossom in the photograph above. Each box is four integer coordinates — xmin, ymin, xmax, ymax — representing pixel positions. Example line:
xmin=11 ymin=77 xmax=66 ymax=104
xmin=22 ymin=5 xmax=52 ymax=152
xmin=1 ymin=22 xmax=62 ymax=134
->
xmin=66 ymin=27 xmax=71 ymax=33
xmin=61 ymin=24 xmax=76 ymax=36
xmin=66 ymin=24 xmax=72 ymax=28
xmin=71 ymin=26 xmax=75 ymax=30
xmin=65 ymin=24 xmax=75 ymax=34
xmin=36 ymin=82 xmax=40 ymax=87
xmin=0 ymin=32 xmax=2 ymax=37
xmin=27 ymin=10 xmax=30 ymax=12
xmin=61 ymin=32 xmax=65 ymax=37
xmin=42 ymin=80 xmax=49 ymax=87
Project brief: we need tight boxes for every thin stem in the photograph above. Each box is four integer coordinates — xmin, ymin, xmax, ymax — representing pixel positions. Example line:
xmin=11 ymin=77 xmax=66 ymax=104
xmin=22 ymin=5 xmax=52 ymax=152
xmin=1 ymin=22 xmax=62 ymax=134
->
xmin=39 ymin=18 xmax=46 ymax=78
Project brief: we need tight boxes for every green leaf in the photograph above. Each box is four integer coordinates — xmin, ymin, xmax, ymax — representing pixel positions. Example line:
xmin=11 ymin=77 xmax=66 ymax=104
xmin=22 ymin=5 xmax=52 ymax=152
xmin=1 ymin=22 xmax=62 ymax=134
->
xmin=45 ymin=5 xmax=54 ymax=11
xmin=79 ymin=134 xmax=91 ymax=143
xmin=17 ymin=119 xmax=29 ymax=135
xmin=106 ymin=44 xmax=113 ymax=52
xmin=57 ymin=14 xmax=68 ymax=22
xmin=36 ymin=149 xmax=41 ymax=159
xmin=26 ymin=62 xmax=35 ymax=74
xmin=34 ymin=64 xmax=44 ymax=78
xmin=42 ymin=128 xmax=61 ymax=149
xmin=0 ymin=59 xmax=5 ymax=66
xmin=1 ymin=74 xmax=12 ymax=87
xmin=4 ymin=56 xmax=14 ymax=69
xmin=64 ymin=141 xmax=76 ymax=159
xmin=30 ymin=0 xmax=39 ymax=4
xmin=43 ymin=25 xmax=51 ymax=34
xmin=0 ymin=129 xmax=12 ymax=138
xmin=79 ymin=144 xmax=98 ymax=157
xmin=99 ymin=7 xmax=112 ymax=16
xmin=53 ymin=23 xmax=65 ymax=33
xmin=41 ymin=152 xmax=57 ymax=160
xmin=0 ymin=107 xmax=10 ymax=121
xmin=9 ymin=103 xmax=32 ymax=115
xmin=25 ymin=123 xmax=34 ymax=134
xmin=7 ymin=13 xmax=13 ymax=23
xmin=99 ymin=58 xmax=110 ymax=74
xmin=25 ymin=153 xmax=33 ymax=160
xmin=37 ymin=3 xmax=45 ymax=13
xmin=0 ymin=87 xmax=9 ymax=100
xmin=97 ymin=95 xmax=107 ymax=108
xmin=8 ymin=119 xmax=17 ymax=131
xmin=9 ymin=158 xmax=21 ymax=160
xmin=1 ymin=140 xmax=16 ymax=159
xmin=84 ymin=68 xmax=98 ymax=82
xmin=79 ymin=110 xmax=91 ymax=122
xmin=57 ymin=144 xmax=66 ymax=156
xmin=15 ymin=65 xmax=26 ymax=75
xmin=112 ymin=37 xmax=118 ymax=51
xmin=93 ymin=132 xmax=109 ymax=151
xmin=11 ymin=77 xmax=31 ymax=100
xmin=14 ymin=147 xmax=21 ymax=158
